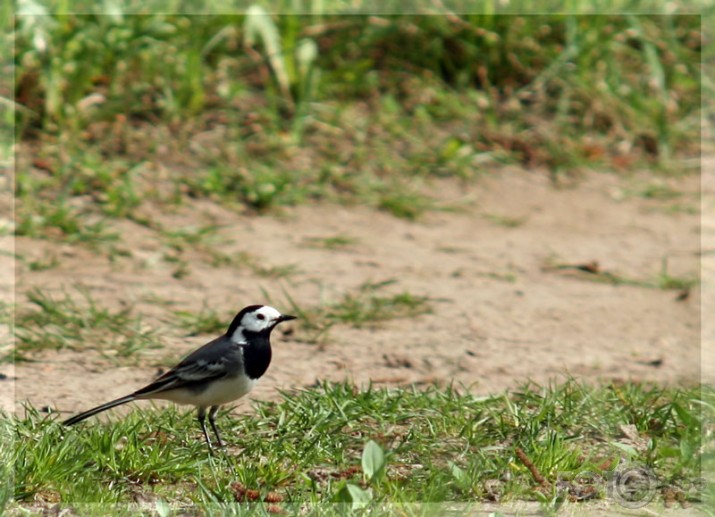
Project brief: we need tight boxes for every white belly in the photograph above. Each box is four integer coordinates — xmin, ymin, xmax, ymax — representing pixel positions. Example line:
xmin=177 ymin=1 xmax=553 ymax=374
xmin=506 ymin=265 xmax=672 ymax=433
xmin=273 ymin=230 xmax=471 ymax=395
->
xmin=149 ymin=376 xmax=256 ymax=407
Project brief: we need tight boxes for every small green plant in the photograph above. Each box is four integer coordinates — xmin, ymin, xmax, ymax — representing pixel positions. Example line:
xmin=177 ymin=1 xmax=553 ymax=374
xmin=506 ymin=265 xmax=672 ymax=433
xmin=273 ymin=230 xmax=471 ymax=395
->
xmin=484 ymin=213 xmax=527 ymax=228
xmin=180 ymin=166 xmax=303 ymax=212
xmin=13 ymin=288 xmax=159 ymax=360
xmin=158 ymin=225 xmax=300 ymax=278
xmin=243 ymin=5 xmax=320 ymax=141
xmin=25 ymin=254 xmax=60 ymax=271
xmin=332 ymin=440 xmax=387 ymax=508
xmin=326 ymin=283 xmax=431 ymax=328
xmin=653 ymin=258 xmax=698 ymax=291
xmin=14 ymin=198 xmax=118 ymax=247
xmin=377 ymin=189 xmax=432 ymax=221
xmin=545 ymin=257 xmax=697 ymax=292
xmin=302 ymin=234 xmax=359 ymax=250
xmin=174 ymin=305 xmax=231 ymax=336
xmin=275 ymin=280 xmax=431 ymax=344
xmin=160 ymin=224 xmax=226 ymax=252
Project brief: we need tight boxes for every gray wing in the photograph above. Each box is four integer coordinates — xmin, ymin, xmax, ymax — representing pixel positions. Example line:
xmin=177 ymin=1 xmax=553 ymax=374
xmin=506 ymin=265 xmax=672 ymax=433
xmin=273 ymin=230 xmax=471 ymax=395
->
xmin=133 ymin=335 xmax=244 ymax=397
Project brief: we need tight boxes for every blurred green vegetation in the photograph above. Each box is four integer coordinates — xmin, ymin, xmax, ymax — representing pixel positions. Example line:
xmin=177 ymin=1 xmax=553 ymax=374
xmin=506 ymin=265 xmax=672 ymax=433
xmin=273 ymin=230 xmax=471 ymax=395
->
xmin=4 ymin=4 xmax=708 ymax=239
xmin=12 ymin=12 xmax=702 ymax=144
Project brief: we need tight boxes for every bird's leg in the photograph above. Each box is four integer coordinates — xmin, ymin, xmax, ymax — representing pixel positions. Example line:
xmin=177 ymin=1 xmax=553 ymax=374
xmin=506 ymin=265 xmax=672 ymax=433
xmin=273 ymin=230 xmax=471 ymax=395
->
xmin=208 ymin=405 xmax=225 ymax=448
xmin=197 ymin=407 xmax=213 ymax=451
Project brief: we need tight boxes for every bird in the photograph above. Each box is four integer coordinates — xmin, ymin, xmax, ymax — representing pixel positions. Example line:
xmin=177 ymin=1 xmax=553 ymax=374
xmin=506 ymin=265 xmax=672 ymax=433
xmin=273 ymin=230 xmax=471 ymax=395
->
xmin=63 ymin=304 xmax=296 ymax=450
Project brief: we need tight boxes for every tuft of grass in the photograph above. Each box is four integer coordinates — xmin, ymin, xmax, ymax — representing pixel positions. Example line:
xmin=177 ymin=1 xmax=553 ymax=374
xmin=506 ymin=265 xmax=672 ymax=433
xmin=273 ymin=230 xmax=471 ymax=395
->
xmin=302 ymin=234 xmax=359 ymax=251
xmin=0 ymin=411 xmax=12 ymax=510
xmin=484 ymin=213 xmax=527 ymax=228
xmin=174 ymin=305 xmax=232 ymax=337
xmin=14 ymin=196 xmax=118 ymax=249
xmin=160 ymin=224 xmax=227 ymax=252
xmin=326 ymin=283 xmax=431 ymax=328
xmin=26 ymin=254 xmax=60 ymax=272
xmin=544 ymin=257 xmax=697 ymax=292
xmin=249 ymin=261 xmax=300 ymax=279
xmin=278 ymin=280 xmax=432 ymax=343
xmin=377 ymin=189 xmax=433 ymax=221
xmin=13 ymin=252 xmax=60 ymax=272
xmin=4 ymin=380 xmax=708 ymax=511
xmin=155 ymin=224 xmax=299 ymax=279
xmin=637 ymin=184 xmax=683 ymax=201
xmin=162 ymin=251 xmax=192 ymax=280
xmin=478 ymin=271 xmax=519 ymax=283
xmin=13 ymin=288 xmax=160 ymax=361
xmin=654 ymin=260 xmax=698 ymax=291
xmin=180 ymin=165 xmax=307 ymax=213
xmin=621 ymin=181 xmax=685 ymax=201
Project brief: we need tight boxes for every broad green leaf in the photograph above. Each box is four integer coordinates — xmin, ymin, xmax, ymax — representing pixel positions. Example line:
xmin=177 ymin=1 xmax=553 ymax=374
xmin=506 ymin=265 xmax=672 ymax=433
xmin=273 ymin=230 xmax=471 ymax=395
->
xmin=346 ymin=484 xmax=373 ymax=507
xmin=154 ymin=499 xmax=170 ymax=517
xmin=448 ymin=460 xmax=471 ymax=490
xmin=672 ymin=402 xmax=698 ymax=428
xmin=611 ymin=442 xmax=638 ymax=458
xmin=362 ymin=440 xmax=385 ymax=482
xmin=333 ymin=482 xmax=373 ymax=509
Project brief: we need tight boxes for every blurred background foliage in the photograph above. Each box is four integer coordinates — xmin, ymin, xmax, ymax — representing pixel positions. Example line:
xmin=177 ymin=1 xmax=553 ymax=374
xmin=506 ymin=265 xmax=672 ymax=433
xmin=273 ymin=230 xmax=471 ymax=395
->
xmin=2 ymin=1 xmax=711 ymax=234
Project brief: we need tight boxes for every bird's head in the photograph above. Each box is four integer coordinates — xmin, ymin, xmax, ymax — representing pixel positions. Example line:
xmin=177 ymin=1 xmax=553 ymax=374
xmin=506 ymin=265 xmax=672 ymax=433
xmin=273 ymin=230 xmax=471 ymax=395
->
xmin=228 ymin=305 xmax=296 ymax=342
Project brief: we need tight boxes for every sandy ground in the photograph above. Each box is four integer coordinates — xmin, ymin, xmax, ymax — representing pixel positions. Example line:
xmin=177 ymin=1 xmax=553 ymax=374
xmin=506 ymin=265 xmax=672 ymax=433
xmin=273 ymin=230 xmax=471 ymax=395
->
xmin=1 ymin=164 xmax=709 ymax=418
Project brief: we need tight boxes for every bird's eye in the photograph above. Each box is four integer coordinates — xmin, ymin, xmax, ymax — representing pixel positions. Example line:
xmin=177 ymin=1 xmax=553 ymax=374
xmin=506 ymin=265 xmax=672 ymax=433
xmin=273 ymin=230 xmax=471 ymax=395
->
xmin=256 ymin=313 xmax=266 ymax=320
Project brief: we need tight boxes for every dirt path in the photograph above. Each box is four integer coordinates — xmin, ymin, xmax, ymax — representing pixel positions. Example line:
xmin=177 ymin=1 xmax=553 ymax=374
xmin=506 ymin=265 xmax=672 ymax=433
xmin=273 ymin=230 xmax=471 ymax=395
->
xmin=2 ymin=167 xmax=704 ymax=417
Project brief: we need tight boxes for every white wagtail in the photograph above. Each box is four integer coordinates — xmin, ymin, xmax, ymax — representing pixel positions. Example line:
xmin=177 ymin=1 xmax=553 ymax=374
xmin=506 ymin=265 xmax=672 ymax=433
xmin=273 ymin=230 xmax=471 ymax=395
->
xmin=63 ymin=305 xmax=296 ymax=450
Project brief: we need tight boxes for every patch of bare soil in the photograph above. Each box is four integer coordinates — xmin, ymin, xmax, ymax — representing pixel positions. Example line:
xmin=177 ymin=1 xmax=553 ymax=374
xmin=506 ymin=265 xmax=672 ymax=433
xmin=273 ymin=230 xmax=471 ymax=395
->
xmin=2 ymin=166 xmax=706 ymax=418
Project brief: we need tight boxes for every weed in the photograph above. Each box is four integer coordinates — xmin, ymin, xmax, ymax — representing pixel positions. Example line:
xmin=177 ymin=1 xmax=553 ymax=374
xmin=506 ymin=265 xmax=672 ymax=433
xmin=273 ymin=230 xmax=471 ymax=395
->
xmin=160 ymin=224 xmax=226 ymax=251
xmin=544 ymin=257 xmax=697 ymax=291
xmin=174 ymin=305 xmax=231 ymax=336
xmin=654 ymin=259 xmax=698 ymax=291
xmin=180 ymin=165 xmax=305 ymax=213
xmin=302 ymin=234 xmax=359 ymax=250
xmin=27 ymin=255 xmax=60 ymax=271
xmin=4 ymin=380 xmax=707 ymax=510
xmin=484 ymin=213 xmax=527 ymax=228
xmin=275 ymin=280 xmax=431 ymax=343
xmin=624 ymin=181 xmax=685 ymax=201
xmin=478 ymin=271 xmax=519 ymax=283
xmin=231 ymin=251 xmax=299 ymax=279
xmin=13 ymin=287 xmax=160 ymax=360
xmin=326 ymin=284 xmax=431 ymax=328
xmin=377 ymin=189 xmax=433 ymax=221
xmin=14 ymin=197 xmax=118 ymax=248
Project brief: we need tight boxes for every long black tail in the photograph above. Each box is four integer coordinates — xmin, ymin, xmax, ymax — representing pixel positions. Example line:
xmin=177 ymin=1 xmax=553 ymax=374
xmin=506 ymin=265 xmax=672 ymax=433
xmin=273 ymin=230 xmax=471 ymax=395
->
xmin=63 ymin=394 xmax=136 ymax=426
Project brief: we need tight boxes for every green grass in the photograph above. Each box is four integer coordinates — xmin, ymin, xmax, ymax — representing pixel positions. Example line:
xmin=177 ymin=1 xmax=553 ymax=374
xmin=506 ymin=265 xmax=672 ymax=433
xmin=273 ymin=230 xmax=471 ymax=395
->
xmin=12 ymin=288 xmax=161 ymax=362
xmin=174 ymin=304 xmax=233 ymax=337
xmin=151 ymin=222 xmax=299 ymax=279
xmin=10 ymin=12 xmax=704 ymax=248
xmin=484 ymin=213 xmax=527 ymax=228
xmin=26 ymin=254 xmax=60 ymax=272
xmin=301 ymin=234 xmax=359 ymax=251
xmin=278 ymin=280 xmax=432 ymax=343
xmin=545 ymin=257 xmax=698 ymax=292
xmin=160 ymin=224 xmax=227 ymax=252
xmin=3 ymin=380 xmax=708 ymax=513
xmin=14 ymin=193 xmax=119 ymax=249
xmin=376 ymin=186 xmax=435 ymax=221
xmin=326 ymin=288 xmax=431 ymax=328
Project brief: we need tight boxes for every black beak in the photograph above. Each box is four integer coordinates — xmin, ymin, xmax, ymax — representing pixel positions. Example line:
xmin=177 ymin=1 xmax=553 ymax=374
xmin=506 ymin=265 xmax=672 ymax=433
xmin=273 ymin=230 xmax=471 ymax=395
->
xmin=278 ymin=314 xmax=297 ymax=323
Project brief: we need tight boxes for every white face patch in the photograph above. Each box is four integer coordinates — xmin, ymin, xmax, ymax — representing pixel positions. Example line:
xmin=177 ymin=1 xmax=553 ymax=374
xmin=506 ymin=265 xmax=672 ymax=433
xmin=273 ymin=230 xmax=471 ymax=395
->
xmin=231 ymin=305 xmax=283 ymax=340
